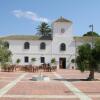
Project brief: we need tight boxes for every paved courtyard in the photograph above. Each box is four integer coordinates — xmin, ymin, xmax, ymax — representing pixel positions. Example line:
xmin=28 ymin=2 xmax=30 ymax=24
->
xmin=0 ymin=69 xmax=100 ymax=100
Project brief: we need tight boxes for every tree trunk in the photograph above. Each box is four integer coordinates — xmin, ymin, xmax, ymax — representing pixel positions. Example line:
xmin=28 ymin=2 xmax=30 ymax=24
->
xmin=87 ymin=70 xmax=94 ymax=80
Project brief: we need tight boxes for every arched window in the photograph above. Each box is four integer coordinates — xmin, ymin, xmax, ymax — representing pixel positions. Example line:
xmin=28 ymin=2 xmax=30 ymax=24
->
xmin=24 ymin=42 xmax=30 ymax=49
xmin=40 ymin=42 xmax=46 ymax=50
xmin=60 ymin=43 xmax=66 ymax=51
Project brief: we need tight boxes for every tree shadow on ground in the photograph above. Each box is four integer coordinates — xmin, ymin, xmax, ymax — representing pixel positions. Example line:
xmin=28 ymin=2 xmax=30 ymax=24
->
xmin=64 ymin=90 xmax=100 ymax=94
xmin=53 ymin=78 xmax=100 ymax=82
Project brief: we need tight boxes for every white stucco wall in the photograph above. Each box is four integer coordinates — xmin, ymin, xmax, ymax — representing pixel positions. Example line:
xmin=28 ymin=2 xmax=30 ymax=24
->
xmin=6 ymin=20 xmax=76 ymax=69
xmin=8 ymin=40 xmax=52 ymax=65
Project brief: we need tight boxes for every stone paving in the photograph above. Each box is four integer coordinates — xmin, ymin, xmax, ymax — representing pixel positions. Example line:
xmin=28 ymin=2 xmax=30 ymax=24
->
xmin=0 ymin=69 xmax=100 ymax=100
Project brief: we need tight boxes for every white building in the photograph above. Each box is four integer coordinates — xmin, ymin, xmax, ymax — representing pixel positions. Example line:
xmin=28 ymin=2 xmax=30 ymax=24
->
xmin=1 ymin=17 xmax=76 ymax=69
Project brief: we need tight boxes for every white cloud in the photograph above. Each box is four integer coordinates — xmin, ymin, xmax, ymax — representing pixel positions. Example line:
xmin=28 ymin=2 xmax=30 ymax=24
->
xmin=12 ymin=10 xmax=50 ymax=23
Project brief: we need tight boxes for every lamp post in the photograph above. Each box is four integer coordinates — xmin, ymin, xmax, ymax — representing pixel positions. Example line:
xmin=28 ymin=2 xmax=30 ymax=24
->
xmin=89 ymin=24 xmax=94 ymax=48
xmin=75 ymin=37 xmax=77 ymax=69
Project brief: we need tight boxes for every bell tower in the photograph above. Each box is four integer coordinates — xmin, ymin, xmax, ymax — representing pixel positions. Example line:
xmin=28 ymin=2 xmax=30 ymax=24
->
xmin=52 ymin=16 xmax=74 ymax=56
xmin=52 ymin=16 xmax=73 ymax=38
xmin=51 ymin=17 xmax=75 ymax=69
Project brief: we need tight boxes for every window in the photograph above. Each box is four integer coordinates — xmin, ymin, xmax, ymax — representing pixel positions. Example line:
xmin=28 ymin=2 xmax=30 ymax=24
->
xmin=24 ymin=56 xmax=29 ymax=63
xmin=61 ymin=28 xmax=65 ymax=33
xmin=60 ymin=43 xmax=66 ymax=51
xmin=24 ymin=42 xmax=30 ymax=49
xmin=40 ymin=42 xmax=46 ymax=50
xmin=40 ymin=57 xmax=45 ymax=63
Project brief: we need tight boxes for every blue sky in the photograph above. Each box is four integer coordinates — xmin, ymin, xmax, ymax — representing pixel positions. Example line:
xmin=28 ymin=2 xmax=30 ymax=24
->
xmin=0 ymin=0 xmax=100 ymax=36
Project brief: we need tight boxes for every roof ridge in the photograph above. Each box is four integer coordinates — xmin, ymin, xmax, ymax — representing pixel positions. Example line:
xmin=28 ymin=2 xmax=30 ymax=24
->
xmin=0 ymin=34 xmax=52 ymax=40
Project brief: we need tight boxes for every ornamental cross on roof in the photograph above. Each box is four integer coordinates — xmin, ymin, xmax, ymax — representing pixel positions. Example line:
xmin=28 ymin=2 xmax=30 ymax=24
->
xmin=54 ymin=16 xmax=72 ymax=23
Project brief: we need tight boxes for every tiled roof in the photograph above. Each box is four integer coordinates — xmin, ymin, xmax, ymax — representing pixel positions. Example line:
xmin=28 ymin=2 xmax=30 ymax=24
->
xmin=0 ymin=35 xmax=100 ymax=42
xmin=0 ymin=35 xmax=52 ymax=41
xmin=74 ymin=36 xmax=100 ymax=42
xmin=54 ymin=16 xmax=72 ymax=23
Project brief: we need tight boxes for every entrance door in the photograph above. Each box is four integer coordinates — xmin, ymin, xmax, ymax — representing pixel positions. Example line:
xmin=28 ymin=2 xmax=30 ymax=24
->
xmin=59 ymin=58 xmax=66 ymax=69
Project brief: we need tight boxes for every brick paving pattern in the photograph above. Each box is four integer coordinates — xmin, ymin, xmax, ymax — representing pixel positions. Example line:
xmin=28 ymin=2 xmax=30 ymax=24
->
xmin=0 ymin=69 xmax=100 ymax=100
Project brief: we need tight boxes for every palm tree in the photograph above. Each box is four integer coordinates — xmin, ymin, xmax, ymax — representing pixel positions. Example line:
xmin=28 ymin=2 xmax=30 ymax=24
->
xmin=76 ymin=40 xmax=100 ymax=80
xmin=37 ymin=22 xmax=52 ymax=36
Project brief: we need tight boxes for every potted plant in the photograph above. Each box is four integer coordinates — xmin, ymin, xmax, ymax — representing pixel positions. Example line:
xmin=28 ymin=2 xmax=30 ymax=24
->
xmin=71 ymin=59 xmax=75 ymax=63
xmin=16 ymin=58 xmax=21 ymax=65
xmin=71 ymin=59 xmax=75 ymax=69
xmin=31 ymin=58 xmax=36 ymax=65
xmin=51 ymin=58 xmax=56 ymax=66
